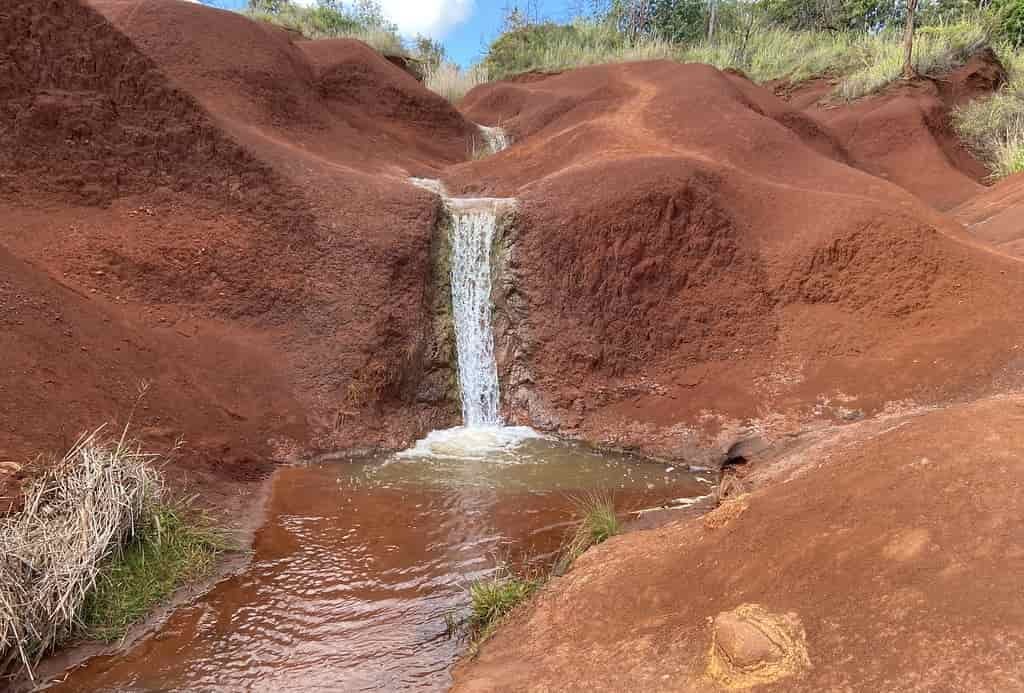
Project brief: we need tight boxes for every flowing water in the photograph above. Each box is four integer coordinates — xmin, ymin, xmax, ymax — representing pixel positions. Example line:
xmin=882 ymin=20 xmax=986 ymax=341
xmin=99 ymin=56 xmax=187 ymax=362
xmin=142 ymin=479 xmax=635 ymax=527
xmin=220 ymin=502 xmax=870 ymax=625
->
xmin=448 ymin=202 xmax=502 ymax=426
xmin=477 ymin=125 xmax=510 ymax=155
xmin=46 ymin=164 xmax=716 ymax=691
xmin=50 ymin=444 xmax=712 ymax=692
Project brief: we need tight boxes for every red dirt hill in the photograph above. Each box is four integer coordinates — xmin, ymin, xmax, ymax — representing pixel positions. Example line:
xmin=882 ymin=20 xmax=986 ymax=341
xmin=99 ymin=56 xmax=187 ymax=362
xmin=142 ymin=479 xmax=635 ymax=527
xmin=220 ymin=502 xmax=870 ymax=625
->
xmin=0 ymin=0 xmax=473 ymax=504
xmin=954 ymin=171 xmax=1024 ymax=257
xmin=787 ymin=50 xmax=1006 ymax=210
xmin=453 ymin=394 xmax=1024 ymax=692
xmin=450 ymin=58 xmax=1024 ymax=462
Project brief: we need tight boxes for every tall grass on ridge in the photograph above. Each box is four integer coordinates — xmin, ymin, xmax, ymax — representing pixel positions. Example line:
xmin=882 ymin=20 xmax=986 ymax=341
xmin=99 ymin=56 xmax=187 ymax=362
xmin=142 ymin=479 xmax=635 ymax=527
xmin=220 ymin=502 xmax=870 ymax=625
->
xmin=836 ymin=23 xmax=990 ymax=100
xmin=425 ymin=63 xmax=490 ymax=103
xmin=955 ymin=84 xmax=1024 ymax=178
xmin=482 ymin=18 xmax=992 ymax=102
xmin=245 ymin=6 xmax=407 ymax=55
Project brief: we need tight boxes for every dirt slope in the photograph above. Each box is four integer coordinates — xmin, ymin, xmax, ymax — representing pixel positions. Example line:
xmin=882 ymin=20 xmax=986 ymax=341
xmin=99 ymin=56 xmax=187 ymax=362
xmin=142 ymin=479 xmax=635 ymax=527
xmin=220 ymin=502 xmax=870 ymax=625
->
xmin=453 ymin=394 xmax=1024 ymax=692
xmin=781 ymin=50 xmax=1004 ymax=210
xmin=954 ymin=171 xmax=1024 ymax=257
xmin=0 ymin=0 xmax=472 ymax=502
xmin=451 ymin=59 xmax=1024 ymax=462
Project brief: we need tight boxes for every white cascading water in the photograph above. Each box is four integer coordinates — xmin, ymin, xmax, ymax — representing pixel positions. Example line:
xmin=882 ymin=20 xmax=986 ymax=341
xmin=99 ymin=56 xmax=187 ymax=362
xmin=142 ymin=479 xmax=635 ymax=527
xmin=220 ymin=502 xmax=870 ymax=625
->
xmin=402 ymin=167 xmax=540 ymax=460
xmin=478 ymin=125 xmax=511 ymax=155
xmin=449 ymin=205 xmax=501 ymax=426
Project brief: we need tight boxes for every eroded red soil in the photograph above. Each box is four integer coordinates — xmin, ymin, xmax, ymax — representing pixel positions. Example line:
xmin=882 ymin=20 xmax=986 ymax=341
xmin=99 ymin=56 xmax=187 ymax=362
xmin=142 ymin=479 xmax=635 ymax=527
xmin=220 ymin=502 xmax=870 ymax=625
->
xmin=4 ymin=1 xmax=1024 ymax=689
xmin=453 ymin=394 xmax=1024 ymax=692
xmin=1 ymin=0 xmax=475 ymax=508
xmin=451 ymin=57 xmax=1024 ymax=462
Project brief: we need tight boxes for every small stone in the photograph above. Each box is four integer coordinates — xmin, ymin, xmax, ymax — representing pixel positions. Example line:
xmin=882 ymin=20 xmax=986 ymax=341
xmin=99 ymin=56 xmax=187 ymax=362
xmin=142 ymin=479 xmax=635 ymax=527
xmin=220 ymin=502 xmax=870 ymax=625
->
xmin=706 ymin=603 xmax=811 ymax=689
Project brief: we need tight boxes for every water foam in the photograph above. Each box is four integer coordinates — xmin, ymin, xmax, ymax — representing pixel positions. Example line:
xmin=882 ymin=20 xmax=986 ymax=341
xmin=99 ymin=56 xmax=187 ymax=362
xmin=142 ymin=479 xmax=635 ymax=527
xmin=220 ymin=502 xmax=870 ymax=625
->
xmin=395 ymin=425 xmax=543 ymax=461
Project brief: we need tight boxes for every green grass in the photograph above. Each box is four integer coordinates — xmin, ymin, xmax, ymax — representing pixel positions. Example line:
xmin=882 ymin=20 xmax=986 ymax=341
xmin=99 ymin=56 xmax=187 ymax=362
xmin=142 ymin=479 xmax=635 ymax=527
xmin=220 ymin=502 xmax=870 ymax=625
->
xmin=480 ymin=19 xmax=991 ymax=102
xmin=445 ymin=493 xmax=622 ymax=652
xmin=554 ymin=491 xmax=620 ymax=575
xmin=953 ymin=44 xmax=1024 ymax=180
xmin=78 ymin=502 xmax=228 ymax=642
xmin=245 ymin=7 xmax=407 ymax=55
xmin=446 ymin=566 xmax=540 ymax=653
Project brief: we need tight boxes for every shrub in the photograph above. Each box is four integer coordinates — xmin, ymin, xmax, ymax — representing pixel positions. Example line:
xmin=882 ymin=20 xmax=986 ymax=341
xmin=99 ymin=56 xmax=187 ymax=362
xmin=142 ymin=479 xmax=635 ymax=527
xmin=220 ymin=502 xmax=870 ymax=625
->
xmin=954 ymin=85 xmax=1024 ymax=178
xmin=245 ymin=0 xmax=406 ymax=55
xmin=993 ymin=0 xmax=1024 ymax=47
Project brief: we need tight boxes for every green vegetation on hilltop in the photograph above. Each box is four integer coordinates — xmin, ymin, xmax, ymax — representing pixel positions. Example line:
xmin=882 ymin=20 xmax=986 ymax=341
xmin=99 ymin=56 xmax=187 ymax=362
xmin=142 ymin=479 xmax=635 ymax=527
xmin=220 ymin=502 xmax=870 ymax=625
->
xmin=246 ymin=0 xmax=407 ymax=54
xmin=239 ymin=0 xmax=1024 ymax=175
xmin=481 ymin=2 xmax=1000 ymax=90
xmin=954 ymin=47 xmax=1024 ymax=178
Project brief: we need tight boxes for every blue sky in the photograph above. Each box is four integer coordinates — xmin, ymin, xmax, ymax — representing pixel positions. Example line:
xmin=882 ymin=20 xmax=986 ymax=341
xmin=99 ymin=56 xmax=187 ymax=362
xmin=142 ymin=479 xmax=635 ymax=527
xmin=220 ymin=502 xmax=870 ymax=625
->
xmin=201 ymin=1 xmax=577 ymax=66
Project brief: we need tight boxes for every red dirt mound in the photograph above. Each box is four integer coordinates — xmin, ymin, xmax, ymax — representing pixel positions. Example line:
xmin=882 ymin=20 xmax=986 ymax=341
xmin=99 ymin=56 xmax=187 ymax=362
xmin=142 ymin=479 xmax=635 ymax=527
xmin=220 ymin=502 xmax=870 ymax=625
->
xmin=452 ymin=394 xmax=1024 ymax=692
xmin=0 ymin=0 xmax=470 ymax=503
xmin=449 ymin=59 xmax=1024 ymax=461
xmin=784 ymin=50 xmax=1005 ymax=210
xmin=88 ymin=0 xmax=477 ymax=175
xmin=954 ymin=171 xmax=1024 ymax=257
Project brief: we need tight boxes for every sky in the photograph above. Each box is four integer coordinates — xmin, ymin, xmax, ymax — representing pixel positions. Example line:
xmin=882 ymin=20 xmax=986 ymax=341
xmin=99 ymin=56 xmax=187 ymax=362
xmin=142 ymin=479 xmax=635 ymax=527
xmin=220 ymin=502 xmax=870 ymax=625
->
xmin=202 ymin=0 xmax=577 ymax=66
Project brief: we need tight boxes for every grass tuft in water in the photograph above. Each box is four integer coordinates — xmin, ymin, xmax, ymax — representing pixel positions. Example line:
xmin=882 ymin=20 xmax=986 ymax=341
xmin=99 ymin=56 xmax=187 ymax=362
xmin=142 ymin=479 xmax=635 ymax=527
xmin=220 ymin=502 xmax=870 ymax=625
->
xmin=79 ymin=501 xmax=228 ymax=642
xmin=554 ymin=491 xmax=620 ymax=575
xmin=447 ymin=564 xmax=540 ymax=654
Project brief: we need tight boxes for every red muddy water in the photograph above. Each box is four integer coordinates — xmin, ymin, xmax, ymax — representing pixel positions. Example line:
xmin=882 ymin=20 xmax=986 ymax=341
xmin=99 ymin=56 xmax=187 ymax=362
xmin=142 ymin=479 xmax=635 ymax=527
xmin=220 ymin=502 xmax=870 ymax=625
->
xmin=48 ymin=438 xmax=712 ymax=692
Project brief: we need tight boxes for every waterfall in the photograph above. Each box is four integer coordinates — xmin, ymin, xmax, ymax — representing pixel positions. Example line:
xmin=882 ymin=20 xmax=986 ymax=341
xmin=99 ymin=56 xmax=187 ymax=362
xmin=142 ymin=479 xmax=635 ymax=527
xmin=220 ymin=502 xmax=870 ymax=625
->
xmin=478 ymin=125 xmax=511 ymax=155
xmin=400 ymin=179 xmax=537 ymax=459
xmin=450 ymin=204 xmax=502 ymax=426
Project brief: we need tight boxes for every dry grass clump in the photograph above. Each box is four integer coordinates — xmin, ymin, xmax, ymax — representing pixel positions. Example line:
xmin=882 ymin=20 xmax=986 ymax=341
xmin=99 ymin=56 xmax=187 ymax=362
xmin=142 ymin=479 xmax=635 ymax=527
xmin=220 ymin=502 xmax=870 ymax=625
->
xmin=0 ymin=429 xmax=159 ymax=678
xmin=425 ymin=62 xmax=490 ymax=104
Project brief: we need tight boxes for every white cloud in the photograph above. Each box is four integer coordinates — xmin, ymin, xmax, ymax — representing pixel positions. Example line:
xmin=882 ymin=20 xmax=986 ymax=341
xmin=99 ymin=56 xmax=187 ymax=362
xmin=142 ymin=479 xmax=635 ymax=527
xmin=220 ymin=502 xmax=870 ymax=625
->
xmin=379 ymin=0 xmax=474 ymax=37
xmin=294 ymin=0 xmax=475 ymax=38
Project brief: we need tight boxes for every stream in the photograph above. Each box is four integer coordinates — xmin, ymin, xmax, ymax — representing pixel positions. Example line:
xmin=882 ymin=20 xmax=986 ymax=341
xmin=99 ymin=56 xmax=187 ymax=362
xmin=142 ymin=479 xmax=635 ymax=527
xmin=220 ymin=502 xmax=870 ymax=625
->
xmin=49 ymin=435 xmax=712 ymax=691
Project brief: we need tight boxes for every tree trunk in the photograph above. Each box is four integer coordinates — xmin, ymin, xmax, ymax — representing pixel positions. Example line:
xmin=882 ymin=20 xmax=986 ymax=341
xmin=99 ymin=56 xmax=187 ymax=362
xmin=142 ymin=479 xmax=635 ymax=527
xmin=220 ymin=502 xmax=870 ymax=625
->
xmin=903 ymin=0 xmax=920 ymax=79
xmin=708 ymin=0 xmax=718 ymax=41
